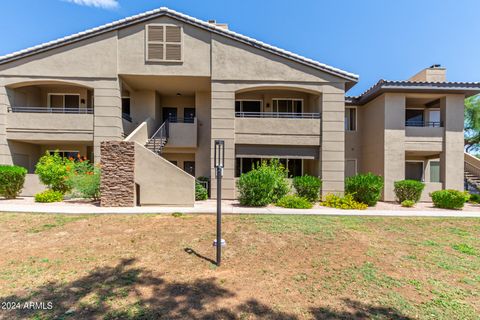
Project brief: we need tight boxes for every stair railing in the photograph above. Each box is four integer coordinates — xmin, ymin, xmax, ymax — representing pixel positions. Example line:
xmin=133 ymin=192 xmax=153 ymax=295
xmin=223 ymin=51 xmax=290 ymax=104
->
xmin=147 ymin=120 xmax=169 ymax=154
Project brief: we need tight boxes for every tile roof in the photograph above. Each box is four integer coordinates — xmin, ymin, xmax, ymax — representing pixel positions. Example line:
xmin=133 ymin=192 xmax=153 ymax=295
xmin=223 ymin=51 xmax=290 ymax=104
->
xmin=346 ymin=79 xmax=480 ymax=104
xmin=0 ymin=7 xmax=359 ymax=82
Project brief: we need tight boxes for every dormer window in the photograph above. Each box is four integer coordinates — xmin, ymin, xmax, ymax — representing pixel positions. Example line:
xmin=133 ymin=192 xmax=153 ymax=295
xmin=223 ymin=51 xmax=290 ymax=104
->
xmin=146 ymin=24 xmax=182 ymax=62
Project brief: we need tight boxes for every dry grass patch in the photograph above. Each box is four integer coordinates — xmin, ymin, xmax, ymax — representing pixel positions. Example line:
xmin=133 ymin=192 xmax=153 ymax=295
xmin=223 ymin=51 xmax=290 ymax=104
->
xmin=0 ymin=213 xmax=478 ymax=319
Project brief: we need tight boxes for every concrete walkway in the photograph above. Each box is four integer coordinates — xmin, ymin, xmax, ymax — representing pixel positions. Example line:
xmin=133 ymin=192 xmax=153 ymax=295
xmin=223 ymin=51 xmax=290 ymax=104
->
xmin=1 ymin=198 xmax=480 ymax=217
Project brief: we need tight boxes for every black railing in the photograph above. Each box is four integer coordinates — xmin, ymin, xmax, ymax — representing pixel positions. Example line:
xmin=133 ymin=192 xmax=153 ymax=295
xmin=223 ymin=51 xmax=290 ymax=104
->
xmin=405 ymin=120 xmax=443 ymax=127
xmin=122 ymin=113 xmax=132 ymax=122
xmin=235 ymin=112 xmax=321 ymax=119
xmin=165 ymin=116 xmax=196 ymax=123
xmin=8 ymin=106 xmax=93 ymax=114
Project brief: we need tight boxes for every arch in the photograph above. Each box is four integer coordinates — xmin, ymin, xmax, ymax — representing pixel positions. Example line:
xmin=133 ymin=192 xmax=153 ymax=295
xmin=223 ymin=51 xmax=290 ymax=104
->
xmin=5 ymin=79 xmax=94 ymax=90
xmin=235 ymin=85 xmax=321 ymax=96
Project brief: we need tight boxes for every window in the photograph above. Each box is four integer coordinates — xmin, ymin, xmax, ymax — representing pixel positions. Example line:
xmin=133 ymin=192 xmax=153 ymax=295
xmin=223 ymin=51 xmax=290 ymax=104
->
xmin=184 ymin=108 xmax=196 ymax=123
xmin=122 ymin=97 xmax=131 ymax=121
xmin=48 ymin=150 xmax=79 ymax=160
xmin=345 ymin=108 xmax=356 ymax=131
xmin=405 ymin=161 xmax=424 ymax=181
xmin=184 ymin=161 xmax=195 ymax=176
xmin=48 ymin=94 xmax=80 ymax=111
xmin=428 ymin=109 xmax=441 ymax=126
xmin=405 ymin=109 xmax=424 ymax=126
xmin=235 ymin=100 xmax=262 ymax=113
xmin=235 ymin=158 xmax=302 ymax=178
xmin=272 ymin=99 xmax=302 ymax=114
xmin=169 ymin=160 xmax=178 ymax=166
xmin=430 ymin=161 xmax=441 ymax=183
xmin=146 ymin=24 xmax=182 ymax=62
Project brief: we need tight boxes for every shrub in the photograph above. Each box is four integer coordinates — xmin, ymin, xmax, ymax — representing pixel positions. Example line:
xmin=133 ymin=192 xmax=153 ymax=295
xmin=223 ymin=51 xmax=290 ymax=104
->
xmin=34 ymin=189 xmax=63 ymax=203
xmin=394 ymin=180 xmax=425 ymax=203
xmin=469 ymin=193 xmax=480 ymax=204
xmin=430 ymin=189 xmax=470 ymax=210
xmin=35 ymin=151 xmax=72 ymax=194
xmin=276 ymin=195 xmax=313 ymax=209
xmin=237 ymin=159 xmax=289 ymax=206
xmin=345 ymin=173 xmax=384 ymax=206
xmin=321 ymin=193 xmax=368 ymax=210
xmin=401 ymin=200 xmax=415 ymax=208
xmin=68 ymin=167 xmax=101 ymax=201
xmin=195 ymin=182 xmax=208 ymax=201
xmin=0 ymin=165 xmax=27 ymax=199
xmin=292 ymin=175 xmax=322 ymax=202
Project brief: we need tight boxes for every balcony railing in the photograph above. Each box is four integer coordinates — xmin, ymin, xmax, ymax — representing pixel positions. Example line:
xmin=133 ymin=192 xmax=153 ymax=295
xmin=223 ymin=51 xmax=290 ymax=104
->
xmin=405 ymin=120 xmax=443 ymax=127
xmin=235 ymin=112 xmax=321 ymax=119
xmin=8 ymin=106 xmax=93 ymax=114
xmin=122 ymin=113 xmax=132 ymax=122
xmin=165 ymin=116 xmax=196 ymax=123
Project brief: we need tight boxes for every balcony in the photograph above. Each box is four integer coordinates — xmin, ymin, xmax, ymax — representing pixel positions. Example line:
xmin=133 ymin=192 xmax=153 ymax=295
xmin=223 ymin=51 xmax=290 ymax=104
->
xmin=6 ymin=106 xmax=94 ymax=141
xmin=405 ymin=120 xmax=444 ymax=152
xmin=165 ymin=117 xmax=197 ymax=148
xmin=235 ymin=113 xmax=321 ymax=146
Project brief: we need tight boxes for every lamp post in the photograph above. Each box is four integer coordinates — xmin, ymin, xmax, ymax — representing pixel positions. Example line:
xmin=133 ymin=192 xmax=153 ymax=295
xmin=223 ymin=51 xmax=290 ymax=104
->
xmin=214 ymin=140 xmax=225 ymax=266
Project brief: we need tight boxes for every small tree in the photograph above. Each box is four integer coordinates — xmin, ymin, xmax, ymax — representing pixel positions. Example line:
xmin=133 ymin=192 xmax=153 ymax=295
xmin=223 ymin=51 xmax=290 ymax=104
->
xmin=35 ymin=151 xmax=72 ymax=194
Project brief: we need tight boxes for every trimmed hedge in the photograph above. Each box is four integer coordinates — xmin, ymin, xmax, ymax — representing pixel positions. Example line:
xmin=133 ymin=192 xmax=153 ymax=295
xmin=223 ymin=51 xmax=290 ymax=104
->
xmin=237 ymin=159 xmax=289 ymax=207
xmin=35 ymin=189 xmax=64 ymax=203
xmin=430 ymin=189 xmax=470 ymax=210
xmin=469 ymin=193 xmax=480 ymax=204
xmin=276 ymin=195 xmax=313 ymax=209
xmin=0 ymin=165 xmax=27 ymax=199
xmin=394 ymin=180 xmax=425 ymax=203
xmin=345 ymin=173 xmax=384 ymax=206
xmin=292 ymin=175 xmax=322 ymax=202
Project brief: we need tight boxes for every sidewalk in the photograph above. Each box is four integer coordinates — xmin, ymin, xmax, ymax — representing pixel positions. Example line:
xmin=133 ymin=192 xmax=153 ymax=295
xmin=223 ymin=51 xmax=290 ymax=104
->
xmin=1 ymin=198 xmax=480 ymax=217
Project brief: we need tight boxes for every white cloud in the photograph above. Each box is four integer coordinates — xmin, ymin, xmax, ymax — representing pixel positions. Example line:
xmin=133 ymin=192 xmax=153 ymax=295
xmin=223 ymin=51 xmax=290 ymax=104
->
xmin=65 ymin=0 xmax=119 ymax=9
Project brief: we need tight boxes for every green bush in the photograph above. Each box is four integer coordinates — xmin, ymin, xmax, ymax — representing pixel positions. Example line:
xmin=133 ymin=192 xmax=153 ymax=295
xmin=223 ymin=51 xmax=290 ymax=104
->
xmin=430 ymin=189 xmax=470 ymax=210
xmin=321 ymin=193 xmax=368 ymax=210
xmin=276 ymin=195 xmax=313 ymax=209
xmin=35 ymin=151 xmax=72 ymax=194
xmin=394 ymin=180 xmax=425 ymax=203
xmin=292 ymin=175 xmax=322 ymax=202
xmin=345 ymin=173 xmax=384 ymax=206
xmin=68 ymin=168 xmax=101 ymax=201
xmin=0 ymin=165 xmax=27 ymax=199
xmin=469 ymin=193 xmax=480 ymax=204
xmin=237 ymin=159 xmax=289 ymax=206
xmin=401 ymin=200 xmax=415 ymax=208
xmin=195 ymin=182 xmax=208 ymax=201
xmin=34 ymin=189 xmax=64 ymax=203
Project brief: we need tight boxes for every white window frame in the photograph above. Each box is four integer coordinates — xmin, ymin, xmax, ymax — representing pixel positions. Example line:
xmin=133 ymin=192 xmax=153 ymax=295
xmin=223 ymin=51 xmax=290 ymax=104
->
xmin=405 ymin=160 xmax=425 ymax=182
xmin=145 ymin=24 xmax=183 ymax=62
xmin=235 ymin=99 xmax=263 ymax=113
xmin=345 ymin=106 xmax=357 ymax=132
xmin=345 ymin=158 xmax=358 ymax=177
xmin=272 ymin=98 xmax=303 ymax=114
xmin=47 ymin=93 xmax=81 ymax=112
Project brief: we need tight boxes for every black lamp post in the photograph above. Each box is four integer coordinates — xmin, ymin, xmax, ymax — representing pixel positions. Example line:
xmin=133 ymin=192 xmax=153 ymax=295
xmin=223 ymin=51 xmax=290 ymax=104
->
xmin=214 ymin=140 xmax=225 ymax=266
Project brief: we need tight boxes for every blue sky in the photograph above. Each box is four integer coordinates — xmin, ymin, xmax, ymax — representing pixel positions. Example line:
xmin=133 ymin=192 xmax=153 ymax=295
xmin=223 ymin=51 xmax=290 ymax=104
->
xmin=0 ymin=0 xmax=479 ymax=95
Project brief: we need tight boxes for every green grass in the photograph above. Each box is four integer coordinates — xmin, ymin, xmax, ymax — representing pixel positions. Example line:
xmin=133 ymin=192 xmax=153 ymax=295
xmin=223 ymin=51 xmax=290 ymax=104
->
xmin=452 ymin=243 xmax=477 ymax=256
xmin=27 ymin=215 xmax=90 ymax=233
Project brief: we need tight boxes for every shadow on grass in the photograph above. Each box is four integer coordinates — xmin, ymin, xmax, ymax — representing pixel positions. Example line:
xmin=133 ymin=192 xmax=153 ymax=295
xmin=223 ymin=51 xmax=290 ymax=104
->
xmin=0 ymin=258 xmax=413 ymax=319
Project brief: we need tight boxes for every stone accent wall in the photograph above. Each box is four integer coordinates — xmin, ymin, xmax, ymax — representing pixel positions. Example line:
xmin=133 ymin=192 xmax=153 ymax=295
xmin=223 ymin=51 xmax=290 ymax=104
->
xmin=100 ymin=141 xmax=135 ymax=207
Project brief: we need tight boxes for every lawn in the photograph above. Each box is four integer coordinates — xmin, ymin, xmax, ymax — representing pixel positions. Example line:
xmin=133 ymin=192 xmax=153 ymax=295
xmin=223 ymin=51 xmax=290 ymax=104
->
xmin=0 ymin=213 xmax=479 ymax=319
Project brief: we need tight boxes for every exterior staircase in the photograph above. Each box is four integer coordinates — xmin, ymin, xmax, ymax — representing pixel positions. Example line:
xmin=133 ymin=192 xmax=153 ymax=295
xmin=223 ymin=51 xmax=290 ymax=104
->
xmin=464 ymin=152 xmax=480 ymax=191
xmin=145 ymin=120 xmax=169 ymax=154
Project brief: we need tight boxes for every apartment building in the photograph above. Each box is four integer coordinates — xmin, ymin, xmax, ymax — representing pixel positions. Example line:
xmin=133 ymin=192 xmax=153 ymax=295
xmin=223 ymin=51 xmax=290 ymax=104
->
xmin=0 ymin=7 xmax=478 ymax=205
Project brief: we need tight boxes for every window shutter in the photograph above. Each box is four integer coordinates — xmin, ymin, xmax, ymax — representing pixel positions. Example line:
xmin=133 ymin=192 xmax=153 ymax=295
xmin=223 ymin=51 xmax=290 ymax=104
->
xmin=146 ymin=24 xmax=182 ymax=62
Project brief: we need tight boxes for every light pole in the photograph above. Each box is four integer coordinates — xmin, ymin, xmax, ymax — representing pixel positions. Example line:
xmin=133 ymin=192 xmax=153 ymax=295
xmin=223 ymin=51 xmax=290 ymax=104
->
xmin=214 ymin=140 xmax=225 ymax=266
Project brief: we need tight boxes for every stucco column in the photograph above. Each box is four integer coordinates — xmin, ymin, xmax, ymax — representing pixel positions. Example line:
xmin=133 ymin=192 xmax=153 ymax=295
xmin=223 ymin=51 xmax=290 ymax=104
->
xmin=320 ymin=84 xmax=345 ymax=197
xmin=195 ymin=91 xmax=212 ymax=178
xmin=0 ymin=82 xmax=10 ymax=165
xmin=383 ymin=93 xmax=406 ymax=201
xmin=440 ymin=95 xmax=464 ymax=190
xmin=210 ymin=82 xmax=235 ymax=199
xmin=93 ymin=79 xmax=122 ymax=162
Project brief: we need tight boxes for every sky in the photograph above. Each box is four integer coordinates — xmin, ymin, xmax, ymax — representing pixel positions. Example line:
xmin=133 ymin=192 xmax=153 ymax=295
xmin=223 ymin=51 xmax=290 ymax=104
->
xmin=0 ymin=0 xmax=479 ymax=95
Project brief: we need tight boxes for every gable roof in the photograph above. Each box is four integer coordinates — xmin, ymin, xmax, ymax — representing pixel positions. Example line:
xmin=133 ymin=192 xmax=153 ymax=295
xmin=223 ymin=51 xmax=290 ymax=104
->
xmin=0 ymin=7 xmax=359 ymax=83
xmin=346 ymin=79 xmax=480 ymax=105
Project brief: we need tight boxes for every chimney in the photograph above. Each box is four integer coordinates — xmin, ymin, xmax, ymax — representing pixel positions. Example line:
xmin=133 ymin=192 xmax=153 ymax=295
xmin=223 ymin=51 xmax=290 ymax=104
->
xmin=208 ymin=19 xmax=229 ymax=30
xmin=408 ymin=64 xmax=446 ymax=82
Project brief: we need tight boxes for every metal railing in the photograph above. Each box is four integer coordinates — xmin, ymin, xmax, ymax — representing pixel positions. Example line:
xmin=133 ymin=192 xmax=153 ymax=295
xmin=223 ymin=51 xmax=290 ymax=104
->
xmin=405 ymin=120 xmax=443 ymax=127
xmin=122 ymin=113 xmax=132 ymax=122
xmin=165 ymin=116 xmax=196 ymax=123
xmin=147 ymin=120 xmax=169 ymax=154
xmin=235 ymin=112 xmax=321 ymax=119
xmin=8 ymin=106 xmax=93 ymax=114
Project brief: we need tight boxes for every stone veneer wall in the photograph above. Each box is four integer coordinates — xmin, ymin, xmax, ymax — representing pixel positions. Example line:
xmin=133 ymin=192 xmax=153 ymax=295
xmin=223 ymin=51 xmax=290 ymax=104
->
xmin=100 ymin=141 xmax=135 ymax=207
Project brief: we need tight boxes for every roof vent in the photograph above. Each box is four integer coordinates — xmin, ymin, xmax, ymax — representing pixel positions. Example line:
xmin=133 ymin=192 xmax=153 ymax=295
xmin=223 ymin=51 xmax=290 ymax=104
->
xmin=429 ymin=64 xmax=442 ymax=69
xmin=208 ymin=19 xmax=216 ymax=24
xmin=208 ymin=19 xmax=229 ymax=30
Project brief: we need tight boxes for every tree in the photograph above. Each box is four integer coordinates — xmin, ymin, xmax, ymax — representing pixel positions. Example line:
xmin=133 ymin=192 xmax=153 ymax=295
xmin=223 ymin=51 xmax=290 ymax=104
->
xmin=464 ymin=94 xmax=480 ymax=154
